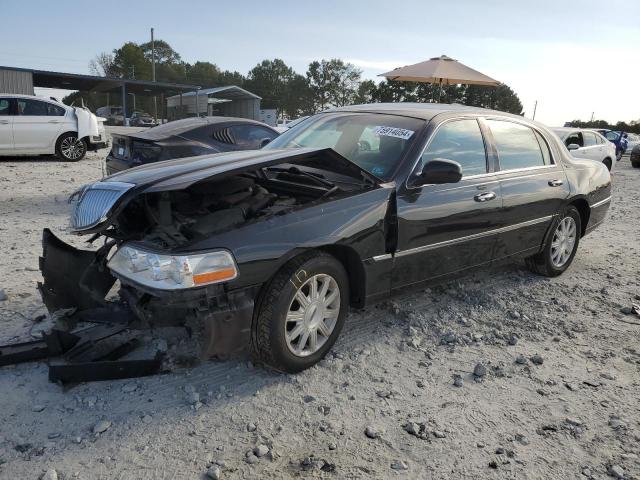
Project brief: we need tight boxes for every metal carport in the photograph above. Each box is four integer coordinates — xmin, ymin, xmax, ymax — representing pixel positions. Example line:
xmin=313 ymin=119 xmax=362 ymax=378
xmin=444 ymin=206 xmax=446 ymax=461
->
xmin=0 ymin=65 xmax=201 ymax=123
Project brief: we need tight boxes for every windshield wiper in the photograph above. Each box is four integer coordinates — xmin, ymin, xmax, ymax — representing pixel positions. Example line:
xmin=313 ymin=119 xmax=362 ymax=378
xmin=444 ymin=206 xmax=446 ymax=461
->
xmin=266 ymin=166 xmax=335 ymax=189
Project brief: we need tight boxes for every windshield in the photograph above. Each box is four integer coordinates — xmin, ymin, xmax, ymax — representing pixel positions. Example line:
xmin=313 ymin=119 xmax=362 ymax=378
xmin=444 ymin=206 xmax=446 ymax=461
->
xmin=264 ymin=112 xmax=424 ymax=180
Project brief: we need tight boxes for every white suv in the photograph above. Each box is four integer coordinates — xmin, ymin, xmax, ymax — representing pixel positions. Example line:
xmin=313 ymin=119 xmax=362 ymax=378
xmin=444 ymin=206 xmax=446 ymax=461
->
xmin=0 ymin=94 xmax=108 ymax=161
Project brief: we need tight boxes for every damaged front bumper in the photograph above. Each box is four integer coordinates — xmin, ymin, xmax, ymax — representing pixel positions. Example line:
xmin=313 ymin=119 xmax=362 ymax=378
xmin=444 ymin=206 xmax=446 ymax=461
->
xmin=0 ymin=229 xmax=259 ymax=383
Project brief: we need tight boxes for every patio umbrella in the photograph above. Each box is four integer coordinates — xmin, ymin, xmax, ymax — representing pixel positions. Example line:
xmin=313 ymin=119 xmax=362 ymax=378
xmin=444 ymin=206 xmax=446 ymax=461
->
xmin=379 ymin=55 xmax=499 ymax=102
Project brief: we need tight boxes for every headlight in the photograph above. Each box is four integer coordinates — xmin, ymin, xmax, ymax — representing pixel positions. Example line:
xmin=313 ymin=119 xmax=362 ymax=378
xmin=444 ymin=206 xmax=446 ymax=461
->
xmin=108 ymin=245 xmax=238 ymax=290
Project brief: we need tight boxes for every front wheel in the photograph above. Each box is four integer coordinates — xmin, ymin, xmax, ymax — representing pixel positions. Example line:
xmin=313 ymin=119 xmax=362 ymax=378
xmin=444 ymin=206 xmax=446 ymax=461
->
xmin=56 ymin=133 xmax=86 ymax=161
xmin=251 ymin=252 xmax=349 ymax=373
xmin=525 ymin=206 xmax=581 ymax=277
xmin=603 ymin=158 xmax=612 ymax=171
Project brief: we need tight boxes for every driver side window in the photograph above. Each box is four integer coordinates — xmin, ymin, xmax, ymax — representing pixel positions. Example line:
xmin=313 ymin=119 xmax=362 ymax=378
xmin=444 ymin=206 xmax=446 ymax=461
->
xmin=419 ymin=119 xmax=487 ymax=177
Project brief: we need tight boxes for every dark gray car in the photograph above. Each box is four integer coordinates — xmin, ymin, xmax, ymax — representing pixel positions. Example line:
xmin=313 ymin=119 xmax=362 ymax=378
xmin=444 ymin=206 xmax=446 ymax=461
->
xmin=106 ymin=116 xmax=280 ymax=175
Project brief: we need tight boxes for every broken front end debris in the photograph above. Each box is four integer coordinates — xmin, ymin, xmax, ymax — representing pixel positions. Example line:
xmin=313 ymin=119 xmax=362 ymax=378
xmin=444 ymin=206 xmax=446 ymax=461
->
xmin=0 ymin=228 xmax=258 ymax=383
xmin=0 ymin=147 xmax=385 ymax=382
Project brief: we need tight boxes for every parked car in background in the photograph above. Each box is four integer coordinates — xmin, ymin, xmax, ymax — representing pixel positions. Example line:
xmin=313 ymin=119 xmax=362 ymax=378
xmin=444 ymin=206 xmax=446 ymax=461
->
xmin=0 ymin=94 xmax=107 ymax=161
xmin=594 ymin=129 xmax=628 ymax=161
xmin=624 ymin=133 xmax=640 ymax=153
xmin=552 ymin=127 xmax=616 ymax=170
xmin=129 ymin=111 xmax=156 ymax=127
xmin=105 ymin=116 xmax=280 ymax=175
xmin=631 ymin=144 xmax=640 ymax=168
xmin=53 ymin=104 xmax=611 ymax=373
xmin=96 ymin=106 xmax=125 ymax=126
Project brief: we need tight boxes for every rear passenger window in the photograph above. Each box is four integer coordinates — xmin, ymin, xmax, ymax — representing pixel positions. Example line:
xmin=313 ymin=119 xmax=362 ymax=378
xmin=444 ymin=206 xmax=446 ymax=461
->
xmin=583 ymin=132 xmax=597 ymax=147
xmin=47 ymin=103 xmax=66 ymax=116
xmin=0 ymin=99 xmax=10 ymax=115
xmin=420 ymin=119 xmax=487 ymax=176
xmin=487 ymin=120 xmax=545 ymax=170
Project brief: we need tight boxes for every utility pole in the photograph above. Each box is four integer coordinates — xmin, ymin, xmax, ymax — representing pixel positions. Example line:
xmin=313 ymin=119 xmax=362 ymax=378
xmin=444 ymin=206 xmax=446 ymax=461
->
xmin=532 ymin=100 xmax=538 ymax=121
xmin=151 ymin=27 xmax=157 ymax=121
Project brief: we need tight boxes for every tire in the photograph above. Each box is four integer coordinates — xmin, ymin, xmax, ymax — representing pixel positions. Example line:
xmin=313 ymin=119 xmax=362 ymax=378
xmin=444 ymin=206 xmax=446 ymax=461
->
xmin=251 ymin=251 xmax=349 ymax=373
xmin=56 ymin=133 xmax=86 ymax=161
xmin=525 ymin=206 xmax=581 ymax=277
xmin=603 ymin=158 xmax=612 ymax=171
xmin=632 ymin=161 xmax=640 ymax=168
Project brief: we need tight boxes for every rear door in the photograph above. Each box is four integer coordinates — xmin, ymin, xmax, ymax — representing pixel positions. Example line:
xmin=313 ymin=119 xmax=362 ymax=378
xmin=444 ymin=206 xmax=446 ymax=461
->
xmin=581 ymin=131 xmax=601 ymax=161
xmin=485 ymin=119 xmax=570 ymax=259
xmin=0 ymin=97 xmax=14 ymax=152
xmin=13 ymin=98 xmax=64 ymax=152
xmin=392 ymin=117 xmax=502 ymax=289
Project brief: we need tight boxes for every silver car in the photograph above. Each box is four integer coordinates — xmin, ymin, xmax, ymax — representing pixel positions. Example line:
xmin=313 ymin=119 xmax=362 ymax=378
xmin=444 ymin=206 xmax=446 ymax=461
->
xmin=552 ymin=127 xmax=617 ymax=171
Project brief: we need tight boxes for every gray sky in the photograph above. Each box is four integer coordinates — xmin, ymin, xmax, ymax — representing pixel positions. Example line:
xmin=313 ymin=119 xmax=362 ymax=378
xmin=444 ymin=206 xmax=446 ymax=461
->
xmin=4 ymin=0 xmax=638 ymax=125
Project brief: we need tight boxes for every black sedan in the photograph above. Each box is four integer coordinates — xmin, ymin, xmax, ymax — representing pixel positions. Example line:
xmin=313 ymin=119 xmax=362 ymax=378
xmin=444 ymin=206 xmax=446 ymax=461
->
xmin=106 ymin=116 xmax=280 ymax=175
xmin=42 ymin=104 xmax=611 ymax=374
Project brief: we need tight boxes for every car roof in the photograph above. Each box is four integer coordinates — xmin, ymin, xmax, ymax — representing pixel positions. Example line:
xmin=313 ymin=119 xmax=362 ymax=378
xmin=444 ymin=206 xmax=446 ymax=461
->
xmin=1 ymin=93 xmax=66 ymax=105
xmin=328 ymin=102 xmax=524 ymax=121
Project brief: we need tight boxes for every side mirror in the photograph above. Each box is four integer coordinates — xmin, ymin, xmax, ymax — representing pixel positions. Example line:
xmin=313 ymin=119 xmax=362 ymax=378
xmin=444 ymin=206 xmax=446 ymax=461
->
xmin=259 ymin=138 xmax=272 ymax=148
xmin=567 ymin=143 xmax=580 ymax=151
xmin=416 ymin=158 xmax=462 ymax=185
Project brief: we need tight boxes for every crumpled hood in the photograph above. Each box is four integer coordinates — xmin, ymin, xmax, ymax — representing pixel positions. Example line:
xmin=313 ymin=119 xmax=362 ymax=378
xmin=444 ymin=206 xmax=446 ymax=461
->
xmin=104 ymin=147 xmax=378 ymax=192
xmin=74 ymin=107 xmax=101 ymax=138
xmin=70 ymin=147 xmax=379 ymax=234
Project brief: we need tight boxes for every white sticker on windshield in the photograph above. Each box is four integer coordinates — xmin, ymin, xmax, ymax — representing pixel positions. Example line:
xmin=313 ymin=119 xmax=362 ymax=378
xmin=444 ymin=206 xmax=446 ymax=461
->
xmin=373 ymin=126 xmax=415 ymax=140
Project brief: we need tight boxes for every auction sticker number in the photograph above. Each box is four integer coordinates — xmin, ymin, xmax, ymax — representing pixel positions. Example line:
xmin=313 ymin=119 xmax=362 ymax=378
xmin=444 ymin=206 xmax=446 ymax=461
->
xmin=372 ymin=126 xmax=414 ymax=140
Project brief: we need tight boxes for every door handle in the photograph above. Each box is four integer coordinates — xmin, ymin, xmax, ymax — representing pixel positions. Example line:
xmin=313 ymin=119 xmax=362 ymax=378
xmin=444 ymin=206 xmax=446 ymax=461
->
xmin=474 ymin=191 xmax=496 ymax=202
xmin=0 ymin=120 xmax=9 ymax=124
xmin=48 ymin=120 xmax=60 ymax=123
xmin=548 ymin=179 xmax=564 ymax=187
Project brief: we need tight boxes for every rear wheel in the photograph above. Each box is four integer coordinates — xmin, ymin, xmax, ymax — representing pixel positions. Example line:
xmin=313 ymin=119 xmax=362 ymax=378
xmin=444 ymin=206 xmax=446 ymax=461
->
xmin=56 ymin=133 xmax=86 ymax=161
xmin=603 ymin=158 xmax=612 ymax=171
xmin=525 ymin=206 xmax=581 ymax=277
xmin=251 ymin=251 xmax=349 ymax=373
xmin=632 ymin=161 xmax=640 ymax=168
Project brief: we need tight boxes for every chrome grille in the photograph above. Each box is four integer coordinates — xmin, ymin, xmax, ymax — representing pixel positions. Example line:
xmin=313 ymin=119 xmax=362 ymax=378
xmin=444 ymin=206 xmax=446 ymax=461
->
xmin=70 ymin=181 xmax=134 ymax=231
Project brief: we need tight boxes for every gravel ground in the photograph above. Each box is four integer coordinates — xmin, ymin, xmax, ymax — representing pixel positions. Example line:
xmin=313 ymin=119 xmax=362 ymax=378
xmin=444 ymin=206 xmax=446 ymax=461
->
xmin=0 ymin=131 xmax=639 ymax=479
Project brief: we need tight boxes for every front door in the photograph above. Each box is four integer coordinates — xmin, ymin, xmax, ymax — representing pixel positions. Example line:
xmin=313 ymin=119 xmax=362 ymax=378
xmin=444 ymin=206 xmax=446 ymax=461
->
xmin=0 ymin=98 xmax=14 ymax=152
xmin=392 ymin=117 xmax=502 ymax=290
xmin=484 ymin=119 xmax=570 ymax=258
xmin=12 ymin=98 xmax=63 ymax=152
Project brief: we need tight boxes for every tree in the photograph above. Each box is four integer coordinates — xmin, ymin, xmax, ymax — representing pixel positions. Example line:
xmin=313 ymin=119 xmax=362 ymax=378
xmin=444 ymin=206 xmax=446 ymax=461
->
xmin=88 ymin=52 xmax=115 ymax=77
xmin=245 ymin=59 xmax=295 ymax=115
xmin=306 ymin=59 xmax=361 ymax=112
xmin=110 ymin=42 xmax=150 ymax=80
xmin=328 ymin=59 xmax=361 ymax=107
xmin=464 ymin=83 xmax=523 ymax=115
xmin=373 ymin=80 xmax=417 ymax=103
xmin=355 ymin=80 xmax=377 ymax=104
xmin=185 ymin=61 xmax=221 ymax=86
xmin=140 ymin=39 xmax=181 ymax=65
xmin=283 ymin=74 xmax=313 ymax=117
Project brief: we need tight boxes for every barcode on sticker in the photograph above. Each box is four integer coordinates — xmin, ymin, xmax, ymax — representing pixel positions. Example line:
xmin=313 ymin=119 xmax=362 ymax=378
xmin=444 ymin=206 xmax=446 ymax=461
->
xmin=372 ymin=126 xmax=414 ymax=140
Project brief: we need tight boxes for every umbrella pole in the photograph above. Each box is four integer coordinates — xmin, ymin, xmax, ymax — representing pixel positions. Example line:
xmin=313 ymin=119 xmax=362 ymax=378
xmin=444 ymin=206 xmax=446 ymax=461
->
xmin=436 ymin=78 xmax=442 ymax=103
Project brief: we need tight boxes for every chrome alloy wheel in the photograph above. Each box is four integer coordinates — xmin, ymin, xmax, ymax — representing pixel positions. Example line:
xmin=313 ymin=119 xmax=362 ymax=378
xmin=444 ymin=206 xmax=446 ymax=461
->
xmin=285 ymin=273 xmax=340 ymax=357
xmin=60 ymin=136 xmax=84 ymax=160
xmin=550 ymin=216 xmax=577 ymax=268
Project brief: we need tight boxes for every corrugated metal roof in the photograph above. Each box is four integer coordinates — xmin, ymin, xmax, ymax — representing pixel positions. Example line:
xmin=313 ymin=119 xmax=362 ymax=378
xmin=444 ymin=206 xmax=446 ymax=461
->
xmin=169 ymin=86 xmax=261 ymax=100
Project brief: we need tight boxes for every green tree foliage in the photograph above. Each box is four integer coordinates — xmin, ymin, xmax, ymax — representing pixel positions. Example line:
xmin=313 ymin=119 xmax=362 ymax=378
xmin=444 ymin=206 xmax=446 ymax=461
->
xmin=245 ymin=59 xmax=297 ymax=115
xmin=306 ymin=59 xmax=362 ymax=111
xmin=567 ymin=118 xmax=640 ymax=134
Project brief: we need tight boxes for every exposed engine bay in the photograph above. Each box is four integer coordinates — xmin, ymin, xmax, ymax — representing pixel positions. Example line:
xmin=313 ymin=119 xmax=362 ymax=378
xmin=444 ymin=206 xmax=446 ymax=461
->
xmin=109 ymin=165 xmax=365 ymax=249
